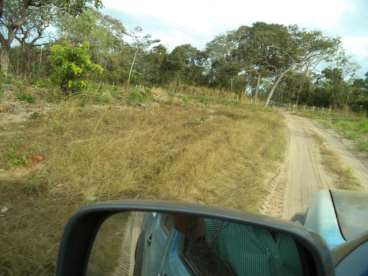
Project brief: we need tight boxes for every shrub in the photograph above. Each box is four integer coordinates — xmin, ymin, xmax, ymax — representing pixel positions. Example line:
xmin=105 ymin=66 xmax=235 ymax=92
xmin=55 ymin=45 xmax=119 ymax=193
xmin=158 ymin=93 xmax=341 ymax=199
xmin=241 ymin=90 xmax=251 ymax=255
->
xmin=127 ymin=86 xmax=153 ymax=105
xmin=49 ymin=43 xmax=103 ymax=93
xmin=30 ymin=112 xmax=41 ymax=120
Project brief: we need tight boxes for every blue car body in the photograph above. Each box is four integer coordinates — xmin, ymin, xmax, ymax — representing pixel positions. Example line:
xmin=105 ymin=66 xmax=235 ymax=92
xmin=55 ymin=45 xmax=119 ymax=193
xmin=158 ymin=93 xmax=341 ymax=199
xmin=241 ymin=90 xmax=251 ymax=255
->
xmin=135 ymin=189 xmax=368 ymax=275
xmin=304 ymin=189 xmax=368 ymax=250
xmin=137 ymin=213 xmax=191 ymax=276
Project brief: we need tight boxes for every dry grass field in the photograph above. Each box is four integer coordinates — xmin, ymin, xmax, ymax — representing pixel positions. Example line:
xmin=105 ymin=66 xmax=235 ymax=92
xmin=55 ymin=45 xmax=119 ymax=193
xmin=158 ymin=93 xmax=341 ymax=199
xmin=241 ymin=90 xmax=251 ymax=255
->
xmin=0 ymin=87 xmax=285 ymax=275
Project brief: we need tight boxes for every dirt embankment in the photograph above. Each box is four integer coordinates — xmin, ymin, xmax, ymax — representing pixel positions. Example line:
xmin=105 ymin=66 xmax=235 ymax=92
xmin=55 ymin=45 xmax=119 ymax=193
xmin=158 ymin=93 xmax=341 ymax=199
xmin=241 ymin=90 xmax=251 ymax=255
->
xmin=262 ymin=113 xmax=368 ymax=219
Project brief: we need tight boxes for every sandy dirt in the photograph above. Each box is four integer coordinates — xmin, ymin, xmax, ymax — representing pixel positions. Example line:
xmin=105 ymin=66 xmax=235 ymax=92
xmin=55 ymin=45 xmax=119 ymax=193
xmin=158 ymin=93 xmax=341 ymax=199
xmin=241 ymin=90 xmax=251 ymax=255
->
xmin=112 ymin=213 xmax=143 ymax=276
xmin=263 ymin=113 xmax=368 ymax=220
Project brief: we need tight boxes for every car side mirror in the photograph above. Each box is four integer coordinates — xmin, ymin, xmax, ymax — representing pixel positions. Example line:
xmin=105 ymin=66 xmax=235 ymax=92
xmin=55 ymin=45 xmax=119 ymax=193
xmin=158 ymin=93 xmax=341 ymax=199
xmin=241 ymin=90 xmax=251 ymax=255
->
xmin=56 ymin=200 xmax=335 ymax=276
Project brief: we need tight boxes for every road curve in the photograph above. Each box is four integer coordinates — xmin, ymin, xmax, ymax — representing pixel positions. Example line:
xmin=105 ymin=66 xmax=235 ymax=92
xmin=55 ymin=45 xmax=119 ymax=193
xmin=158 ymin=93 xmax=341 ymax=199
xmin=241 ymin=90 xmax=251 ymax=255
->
xmin=263 ymin=113 xmax=368 ymax=220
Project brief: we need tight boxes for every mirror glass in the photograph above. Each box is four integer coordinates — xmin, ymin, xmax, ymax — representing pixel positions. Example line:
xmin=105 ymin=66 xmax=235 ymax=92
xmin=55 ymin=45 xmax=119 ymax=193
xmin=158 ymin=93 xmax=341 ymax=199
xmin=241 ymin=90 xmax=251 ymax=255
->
xmin=87 ymin=211 xmax=310 ymax=276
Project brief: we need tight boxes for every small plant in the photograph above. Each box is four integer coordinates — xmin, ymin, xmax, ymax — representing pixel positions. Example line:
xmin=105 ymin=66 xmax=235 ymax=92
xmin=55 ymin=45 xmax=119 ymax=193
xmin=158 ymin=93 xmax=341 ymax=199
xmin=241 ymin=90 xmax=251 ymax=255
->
xmin=110 ymin=86 xmax=121 ymax=99
xmin=127 ymin=86 xmax=153 ymax=106
xmin=5 ymin=149 xmax=28 ymax=167
xmin=95 ymin=91 xmax=113 ymax=104
xmin=35 ymin=79 xmax=52 ymax=88
xmin=15 ymin=90 xmax=35 ymax=103
xmin=30 ymin=112 xmax=41 ymax=120
xmin=49 ymin=42 xmax=103 ymax=93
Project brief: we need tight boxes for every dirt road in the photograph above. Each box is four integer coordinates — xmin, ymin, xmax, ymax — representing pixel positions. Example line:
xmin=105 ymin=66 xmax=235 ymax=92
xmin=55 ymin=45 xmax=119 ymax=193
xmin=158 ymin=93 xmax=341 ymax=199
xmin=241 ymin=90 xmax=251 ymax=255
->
xmin=262 ymin=113 xmax=368 ymax=220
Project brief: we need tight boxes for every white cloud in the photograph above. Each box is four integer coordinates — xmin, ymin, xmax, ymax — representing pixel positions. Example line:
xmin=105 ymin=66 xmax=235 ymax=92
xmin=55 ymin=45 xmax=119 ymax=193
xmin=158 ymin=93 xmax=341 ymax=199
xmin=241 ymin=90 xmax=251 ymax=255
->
xmin=104 ymin=0 xmax=349 ymax=33
xmin=103 ymin=0 xmax=367 ymax=73
xmin=342 ymin=36 xmax=368 ymax=59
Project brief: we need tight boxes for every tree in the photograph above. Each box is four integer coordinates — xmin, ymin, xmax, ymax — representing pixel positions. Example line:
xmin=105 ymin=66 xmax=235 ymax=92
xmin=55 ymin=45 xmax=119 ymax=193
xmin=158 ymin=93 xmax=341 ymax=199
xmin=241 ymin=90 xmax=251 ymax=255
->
xmin=49 ymin=42 xmax=103 ymax=92
xmin=165 ymin=44 xmax=206 ymax=85
xmin=259 ymin=25 xmax=341 ymax=106
xmin=143 ymin=44 xmax=169 ymax=85
xmin=276 ymin=71 xmax=312 ymax=104
xmin=57 ymin=8 xmax=126 ymax=59
xmin=350 ymin=74 xmax=368 ymax=113
xmin=0 ymin=0 xmax=101 ymax=74
xmin=126 ymin=26 xmax=159 ymax=85
xmin=205 ymin=22 xmax=343 ymax=105
xmin=206 ymin=30 xmax=241 ymax=90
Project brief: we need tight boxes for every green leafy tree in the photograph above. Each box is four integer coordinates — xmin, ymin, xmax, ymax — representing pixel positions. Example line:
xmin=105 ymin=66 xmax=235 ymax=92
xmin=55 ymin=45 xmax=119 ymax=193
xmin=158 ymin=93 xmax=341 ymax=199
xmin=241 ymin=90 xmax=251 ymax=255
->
xmin=206 ymin=30 xmax=241 ymax=90
xmin=56 ymin=8 xmax=126 ymax=65
xmin=126 ymin=26 xmax=160 ymax=85
xmin=143 ymin=44 xmax=169 ymax=85
xmin=166 ymin=44 xmax=207 ymax=85
xmin=205 ymin=22 xmax=342 ymax=104
xmin=56 ymin=8 xmax=129 ymax=84
xmin=0 ymin=0 xmax=101 ymax=75
xmin=50 ymin=43 xmax=103 ymax=92
xmin=350 ymin=73 xmax=368 ymax=113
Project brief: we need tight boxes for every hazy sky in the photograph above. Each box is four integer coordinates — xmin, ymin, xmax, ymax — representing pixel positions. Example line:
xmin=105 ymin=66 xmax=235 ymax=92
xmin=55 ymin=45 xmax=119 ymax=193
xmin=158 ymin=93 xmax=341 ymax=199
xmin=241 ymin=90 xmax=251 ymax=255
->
xmin=103 ymin=0 xmax=368 ymax=76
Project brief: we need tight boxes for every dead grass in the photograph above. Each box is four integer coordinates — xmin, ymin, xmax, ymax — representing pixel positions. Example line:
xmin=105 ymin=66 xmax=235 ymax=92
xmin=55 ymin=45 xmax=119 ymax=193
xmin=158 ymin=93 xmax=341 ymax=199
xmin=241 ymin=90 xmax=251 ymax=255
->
xmin=0 ymin=91 xmax=285 ymax=275
xmin=312 ymin=133 xmax=361 ymax=190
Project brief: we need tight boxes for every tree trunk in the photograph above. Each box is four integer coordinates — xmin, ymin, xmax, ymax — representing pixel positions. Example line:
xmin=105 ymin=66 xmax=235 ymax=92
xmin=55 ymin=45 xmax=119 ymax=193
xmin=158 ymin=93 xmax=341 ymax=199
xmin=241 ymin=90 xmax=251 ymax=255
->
xmin=295 ymin=80 xmax=303 ymax=106
xmin=265 ymin=69 xmax=290 ymax=107
xmin=0 ymin=47 xmax=10 ymax=75
xmin=127 ymin=47 xmax=138 ymax=85
xmin=254 ymin=74 xmax=261 ymax=104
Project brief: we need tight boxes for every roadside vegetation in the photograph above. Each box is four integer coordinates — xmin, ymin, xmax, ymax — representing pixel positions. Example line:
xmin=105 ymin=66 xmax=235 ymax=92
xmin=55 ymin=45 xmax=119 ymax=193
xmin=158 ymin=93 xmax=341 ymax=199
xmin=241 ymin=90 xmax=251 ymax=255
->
xmin=302 ymin=110 xmax=368 ymax=153
xmin=311 ymin=133 xmax=361 ymax=190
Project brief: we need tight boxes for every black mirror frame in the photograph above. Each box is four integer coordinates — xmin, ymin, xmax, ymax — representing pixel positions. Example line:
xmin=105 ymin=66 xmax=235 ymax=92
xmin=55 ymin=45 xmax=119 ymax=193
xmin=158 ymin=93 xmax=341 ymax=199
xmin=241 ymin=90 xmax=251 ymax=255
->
xmin=56 ymin=200 xmax=335 ymax=276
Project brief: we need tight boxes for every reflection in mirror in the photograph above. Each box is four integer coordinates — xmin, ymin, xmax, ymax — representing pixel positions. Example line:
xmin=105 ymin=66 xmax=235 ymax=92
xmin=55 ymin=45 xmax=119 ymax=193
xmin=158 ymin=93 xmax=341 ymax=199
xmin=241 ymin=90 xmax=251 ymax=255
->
xmin=87 ymin=212 xmax=310 ymax=276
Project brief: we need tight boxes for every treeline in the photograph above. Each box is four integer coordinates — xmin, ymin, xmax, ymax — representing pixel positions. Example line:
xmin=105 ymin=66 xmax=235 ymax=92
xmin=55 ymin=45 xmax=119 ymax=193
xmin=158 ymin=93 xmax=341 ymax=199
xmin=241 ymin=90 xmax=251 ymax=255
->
xmin=1 ymin=1 xmax=367 ymax=111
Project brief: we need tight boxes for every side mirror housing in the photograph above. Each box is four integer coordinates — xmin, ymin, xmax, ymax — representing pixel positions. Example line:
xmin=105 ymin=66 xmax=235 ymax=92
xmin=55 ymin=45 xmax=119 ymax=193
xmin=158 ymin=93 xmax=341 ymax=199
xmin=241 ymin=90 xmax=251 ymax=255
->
xmin=56 ymin=200 xmax=335 ymax=276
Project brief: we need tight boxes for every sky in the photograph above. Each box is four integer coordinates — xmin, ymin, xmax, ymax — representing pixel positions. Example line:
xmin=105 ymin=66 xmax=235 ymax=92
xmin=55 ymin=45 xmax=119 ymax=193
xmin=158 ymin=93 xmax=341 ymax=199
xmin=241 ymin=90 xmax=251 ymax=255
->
xmin=103 ymin=0 xmax=368 ymax=76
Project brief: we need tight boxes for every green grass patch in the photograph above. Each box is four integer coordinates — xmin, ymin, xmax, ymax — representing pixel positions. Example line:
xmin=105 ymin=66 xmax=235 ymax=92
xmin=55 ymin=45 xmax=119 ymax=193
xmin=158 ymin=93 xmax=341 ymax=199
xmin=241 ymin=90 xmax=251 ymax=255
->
xmin=300 ymin=110 xmax=368 ymax=153
xmin=4 ymin=149 xmax=28 ymax=167
xmin=127 ymin=86 xmax=153 ymax=106
xmin=15 ymin=90 xmax=35 ymax=103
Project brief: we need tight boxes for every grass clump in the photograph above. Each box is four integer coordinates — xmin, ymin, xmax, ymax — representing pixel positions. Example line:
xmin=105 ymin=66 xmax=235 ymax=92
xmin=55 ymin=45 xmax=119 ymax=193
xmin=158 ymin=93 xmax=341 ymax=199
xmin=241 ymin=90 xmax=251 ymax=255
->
xmin=3 ymin=148 xmax=28 ymax=167
xmin=0 ymin=135 xmax=30 ymax=169
xmin=312 ymin=133 xmax=361 ymax=190
xmin=15 ymin=90 xmax=35 ymax=103
xmin=127 ymin=86 xmax=153 ymax=106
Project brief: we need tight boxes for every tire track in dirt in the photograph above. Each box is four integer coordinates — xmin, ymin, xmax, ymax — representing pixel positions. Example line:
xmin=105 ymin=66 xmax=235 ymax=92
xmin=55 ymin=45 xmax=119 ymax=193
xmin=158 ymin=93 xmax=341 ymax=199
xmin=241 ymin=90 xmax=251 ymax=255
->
xmin=262 ymin=113 xmax=368 ymax=220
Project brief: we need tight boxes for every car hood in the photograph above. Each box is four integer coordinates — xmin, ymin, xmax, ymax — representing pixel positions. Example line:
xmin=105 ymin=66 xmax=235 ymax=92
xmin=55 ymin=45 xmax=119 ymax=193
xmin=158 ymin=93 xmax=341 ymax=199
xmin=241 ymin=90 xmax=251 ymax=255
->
xmin=331 ymin=190 xmax=368 ymax=241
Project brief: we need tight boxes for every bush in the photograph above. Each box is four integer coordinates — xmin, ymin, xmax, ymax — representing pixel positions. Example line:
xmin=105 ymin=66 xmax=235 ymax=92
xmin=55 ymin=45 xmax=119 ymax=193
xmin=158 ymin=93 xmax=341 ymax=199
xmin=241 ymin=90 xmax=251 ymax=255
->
xmin=127 ymin=86 xmax=153 ymax=105
xmin=49 ymin=43 xmax=103 ymax=93
xmin=30 ymin=112 xmax=41 ymax=120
